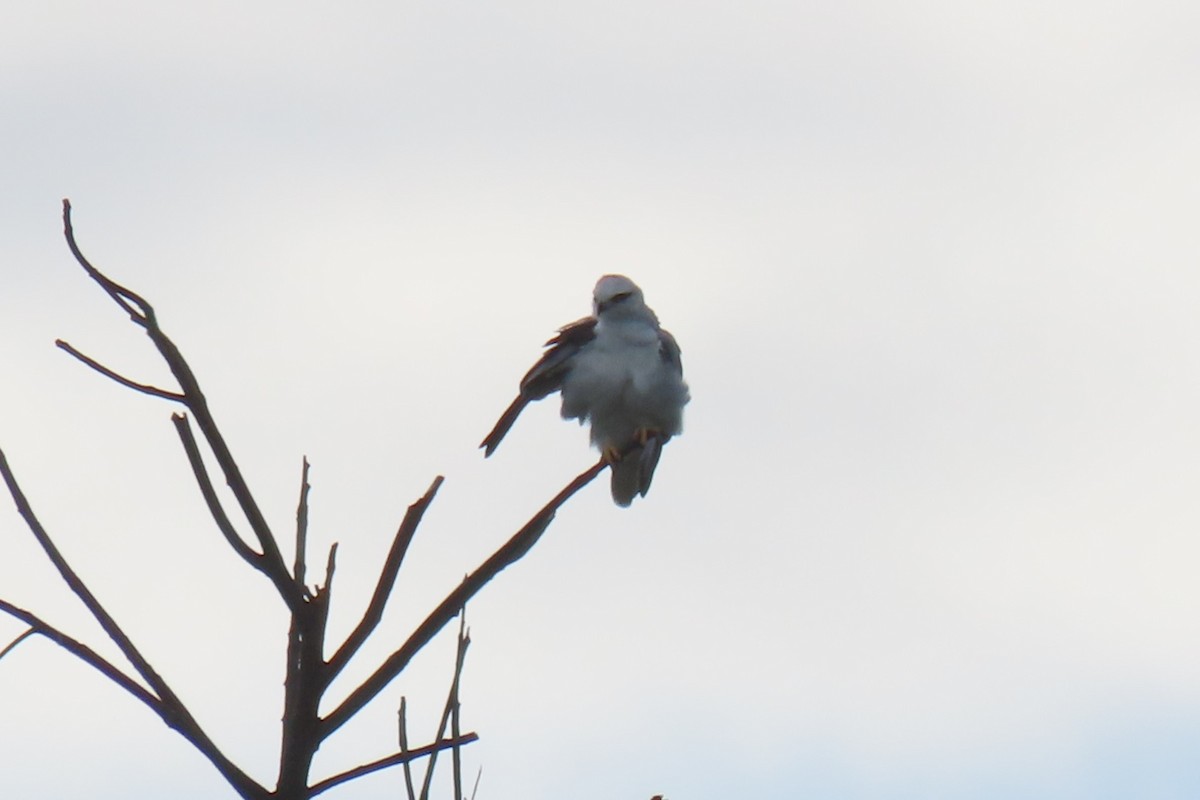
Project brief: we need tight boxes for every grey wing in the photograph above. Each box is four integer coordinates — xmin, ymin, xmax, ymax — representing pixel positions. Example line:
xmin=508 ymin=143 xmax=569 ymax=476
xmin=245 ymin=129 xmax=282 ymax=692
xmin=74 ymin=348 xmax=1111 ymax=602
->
xmin=658 ymin=328 xmax=684 ymax=376
xmin=520 ymin=316 xmax=598 ymax=400
xmin=655 ymin=326 xmax=689 ymax=436
xmin=480 ymin=316 xmax=597 ymax=456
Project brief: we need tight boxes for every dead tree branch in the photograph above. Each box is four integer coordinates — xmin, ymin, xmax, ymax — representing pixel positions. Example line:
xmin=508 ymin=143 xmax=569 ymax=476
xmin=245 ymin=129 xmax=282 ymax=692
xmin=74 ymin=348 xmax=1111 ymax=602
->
xmin=171 ymin=412 xmax=262 ymax=566
xmin=398 ymin=697 xmax=419 ymax=800
xmin=0 ymin=448 xmax=268 ymax=800
xmin=321 ymin=457 xmax=606 ymax=738
xmin=294 ymin=458 xmax=312 ymax=594
xmin=0 ymin=200 xmax=617 ymax=798
xmin=325 ymin=475 xmax=444 ymax=683
xmin=419 ymin=611 xmax=471 ymax=800
xmin=0 ymin=628 xmax=38 ymax=662
xmin=308 ymin=734 xmax=480 ymax=797
xmin=451 ymin=618 xmax=467 ymax=800
xmin=55 ymin=339 xmax=186 ymax=401
xmin=60 ymin=199 xmax=302 ymax=614
xmin=0 ymin=599 xmax=158 ymax=710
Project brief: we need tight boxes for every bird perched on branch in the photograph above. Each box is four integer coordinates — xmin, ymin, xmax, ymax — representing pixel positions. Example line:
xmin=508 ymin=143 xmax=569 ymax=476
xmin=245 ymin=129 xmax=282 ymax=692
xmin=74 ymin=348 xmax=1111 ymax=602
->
xmin=481 ymin=275 xmax=690 ymax=506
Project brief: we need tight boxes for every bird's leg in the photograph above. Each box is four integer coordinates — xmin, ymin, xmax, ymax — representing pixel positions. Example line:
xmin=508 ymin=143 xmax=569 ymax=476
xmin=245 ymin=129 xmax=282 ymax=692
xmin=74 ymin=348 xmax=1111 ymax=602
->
xmin=601 ymin=442 xmax=624 ymax=464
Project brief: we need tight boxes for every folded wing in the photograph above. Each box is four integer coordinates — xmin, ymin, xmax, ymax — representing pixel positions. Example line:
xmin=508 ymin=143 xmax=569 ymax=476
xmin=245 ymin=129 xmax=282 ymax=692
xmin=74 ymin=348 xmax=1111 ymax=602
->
xmin=480 ymin=316 xmax=598 ymax=456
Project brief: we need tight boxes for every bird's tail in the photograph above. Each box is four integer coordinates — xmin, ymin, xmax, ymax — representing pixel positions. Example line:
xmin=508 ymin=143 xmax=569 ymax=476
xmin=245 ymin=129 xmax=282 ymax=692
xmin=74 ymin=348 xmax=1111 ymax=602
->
xmin=480 ymin=396 xmax=528 ymax=456
xmin=609 ymin=436 xmax=665 ymax=507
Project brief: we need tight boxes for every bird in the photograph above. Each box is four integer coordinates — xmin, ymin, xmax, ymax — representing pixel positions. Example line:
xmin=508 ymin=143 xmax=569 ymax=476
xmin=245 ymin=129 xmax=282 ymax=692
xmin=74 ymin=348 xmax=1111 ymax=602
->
xmin=481 ymin=274 xmax=690 ymax=506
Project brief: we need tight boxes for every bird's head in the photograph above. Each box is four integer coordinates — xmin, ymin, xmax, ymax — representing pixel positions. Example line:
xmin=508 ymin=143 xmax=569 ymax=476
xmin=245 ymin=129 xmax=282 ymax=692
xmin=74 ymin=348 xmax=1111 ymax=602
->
xmin=593 ymin=274 xmax=645 ymax=317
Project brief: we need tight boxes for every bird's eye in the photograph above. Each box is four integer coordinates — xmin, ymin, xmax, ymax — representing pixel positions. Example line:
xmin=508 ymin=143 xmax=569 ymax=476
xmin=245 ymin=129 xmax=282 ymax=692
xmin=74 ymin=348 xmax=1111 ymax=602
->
xmin=611 ymin=291 xmax=632 ymax=303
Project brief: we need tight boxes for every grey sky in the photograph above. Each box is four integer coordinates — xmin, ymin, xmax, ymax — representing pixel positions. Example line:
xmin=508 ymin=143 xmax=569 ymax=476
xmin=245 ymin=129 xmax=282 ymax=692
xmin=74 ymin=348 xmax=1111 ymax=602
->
xmin=3 ymin=1 xmax=1200 ymax=798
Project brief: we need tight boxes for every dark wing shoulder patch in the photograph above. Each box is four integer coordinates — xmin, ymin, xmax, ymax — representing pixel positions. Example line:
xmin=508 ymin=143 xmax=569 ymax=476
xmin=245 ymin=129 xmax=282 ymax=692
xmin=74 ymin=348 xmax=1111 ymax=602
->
xmin=544 ymin=315 xmax=599 ymax=348
xmin=519 ymin=316 xmax=598 ymax=400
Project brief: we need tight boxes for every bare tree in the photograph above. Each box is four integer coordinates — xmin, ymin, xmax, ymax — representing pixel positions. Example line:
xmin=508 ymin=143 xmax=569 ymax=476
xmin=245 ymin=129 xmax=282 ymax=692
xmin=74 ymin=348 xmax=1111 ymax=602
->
xmin=0 ymin=200 xmax=611 ymax=799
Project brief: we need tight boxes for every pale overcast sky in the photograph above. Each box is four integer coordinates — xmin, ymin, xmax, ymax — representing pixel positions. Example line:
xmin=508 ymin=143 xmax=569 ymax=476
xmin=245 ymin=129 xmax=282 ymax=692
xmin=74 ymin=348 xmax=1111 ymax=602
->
xmin=3 ymin=1 xmax=1200 ymax=798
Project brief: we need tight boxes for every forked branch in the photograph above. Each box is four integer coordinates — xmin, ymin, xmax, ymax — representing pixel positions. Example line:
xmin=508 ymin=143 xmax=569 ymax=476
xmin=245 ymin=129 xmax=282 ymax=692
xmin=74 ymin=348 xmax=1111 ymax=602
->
xmin=419 ymin=611 xmax=472 ymax=800
xmin=308 ymin=734 xmax=480 ymax=797
xmin=0 ymin=447 xmax=267 ymax=800
xmin=321 ymin=457 xmax=607 ymax=738
xmin=0 ymin=200 xmax=620 ymax=799
xmin=0 ymin=599 xmax=158 ymax=711
xmin=325 ymin=475 xmax=444 ymax=683
xmin=171 ymin=413 xmax=261 ymax=566
xmin=59 ymin=199 xmax=302 ymax=614
xmin=55 ymin=339 xmax=185 ymax=401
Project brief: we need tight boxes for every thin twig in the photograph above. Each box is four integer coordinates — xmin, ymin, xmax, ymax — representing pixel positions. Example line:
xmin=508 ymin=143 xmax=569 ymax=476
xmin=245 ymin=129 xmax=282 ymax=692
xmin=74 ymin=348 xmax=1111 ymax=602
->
xmin=0 ymin=599 xmax=159 ymax=711
xmin=171 ymin=414 xmax=260 ymax=566
xmin=419 ymin=610 xmax=471 ymax=800
xmin=398 ymin=697 xmax=418 ymax=800
xmin=470 ymin=767 xmax=482 ymax=800
xmin=294 ymin=457 xmax=312 ymax=595
xmin=55 ymin=340 xmax=185 ymax=401
xmin=61 ymin=198 xmax=152 ymax=325
xmin=317 ymin=542 xmax=338 ymax=652
xmin=451 ymin=612 xmax=469 ymax=800
xmin=308 ymin=734 xmax=479 ymax=797
xmin=0 ymin=627 xmax=37 ymax=662
xmin=322 ymin=542 xmax=338 ymax=597
xmin=320 ymin=457 xmax=606 ymax=740
xmin=325 ymin=476 xmax=444 ymax=684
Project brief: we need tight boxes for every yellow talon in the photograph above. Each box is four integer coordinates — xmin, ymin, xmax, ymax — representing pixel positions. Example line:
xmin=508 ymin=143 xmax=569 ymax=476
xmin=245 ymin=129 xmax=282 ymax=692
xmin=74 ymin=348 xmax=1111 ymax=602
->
xmin=601 ymin=443 xmax=623 ymax=464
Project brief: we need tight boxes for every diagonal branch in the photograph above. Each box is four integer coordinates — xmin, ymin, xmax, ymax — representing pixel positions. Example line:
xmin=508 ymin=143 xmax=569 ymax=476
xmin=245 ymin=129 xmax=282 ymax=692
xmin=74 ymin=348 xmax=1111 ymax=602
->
xmin=0 ymin=599 xmax=160 ymax=712
xmin=0 ymin=627 xmax=37 ymax=662
xmin=320 ymin=457 xmax=607 ymax=740
xmin=325 ymin=476 xmax=443 ymax=684
xmin=55 ymin=340 xmax=186 ymax=401
xmin=0 ymin=445 xmax=267 ymax=800
xmin=175 ymin=392 xmax=301 ymax=612
xmin=308 ymin=734 xmax=480 ymax=798
xmin=171 ymin=413 xmax=261 ymax=566
xmin=61 ymin=200 xmax=302 ymax=615
xmin=1 ymin=445 xmax=176 ymax=695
